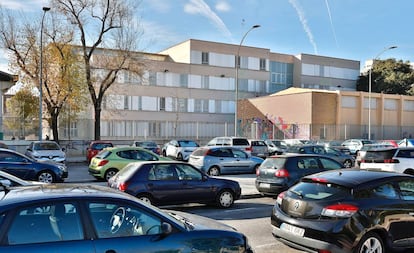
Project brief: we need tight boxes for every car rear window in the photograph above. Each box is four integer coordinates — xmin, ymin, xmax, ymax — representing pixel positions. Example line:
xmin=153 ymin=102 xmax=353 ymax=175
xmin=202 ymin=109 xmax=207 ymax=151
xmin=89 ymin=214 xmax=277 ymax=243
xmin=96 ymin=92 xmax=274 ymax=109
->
xmin=251 ymin=141 xmax=266 ymax=146
xmin=260 ymin=157 xmax=286 ymax=169
xmin=95 ymin=150 xmax=111 ymax=159
xmin=364 ymin=149 xmax=397 ymax=161
xmin=92 ymin=143 xmax=113 ymax=150
xmin=290 ymin=180 xmax=350 ymax=200
xmin=191 ymin=148 xmax=207 ymax=156
xmin=232 ymin=138 xmax=249 ymax=146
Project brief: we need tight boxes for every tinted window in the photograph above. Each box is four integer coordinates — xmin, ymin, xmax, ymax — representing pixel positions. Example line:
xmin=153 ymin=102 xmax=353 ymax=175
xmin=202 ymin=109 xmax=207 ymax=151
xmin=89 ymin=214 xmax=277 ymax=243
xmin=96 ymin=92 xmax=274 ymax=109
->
xmin=356 ymin=183 xmax=398 ymax=199
xmin=96 ymin=150 xmax=112 ymax=159
xmin=365 ymin=149 xmax=397 ymax=160
xmin=396 ymin=149 xmax=414 ymax=158
xmin=261 ymin=157 xmax=286 ymax=169
xmin=290 ymin=181 xmax=350 ymax=200
xmin=87 ymin=202 xmax=162 ymax=238
xmin=398 ymin=179 xmax=414 ymax=200
xmin=175 ymin=164 xmax=202 ymax=180
xmin=297 ymin=157 xmax=320 ymax=169
xmin=232 ymin=138 xmax=249 ymax=146
xmin=92 ymin=143 xmax=113 ymax=150
xmin=0 ymin=151 xmax=26 ymax=162
xmin=251 ymin=141 xmax=266 ymax=146
xmin=7 ymin=202 xmax=82 ymax=245
xmin=178 ymin=140 xmax=198 ymax=147
xmin=232 ymin=149 xmax=247 ymax=158
xmin=191 ymin=148 xmax=207 ymax=156
xmin=34 ymin=142 xmax=60 ymax=150
xmin=148 ymin=164 xmax=178 ymax=181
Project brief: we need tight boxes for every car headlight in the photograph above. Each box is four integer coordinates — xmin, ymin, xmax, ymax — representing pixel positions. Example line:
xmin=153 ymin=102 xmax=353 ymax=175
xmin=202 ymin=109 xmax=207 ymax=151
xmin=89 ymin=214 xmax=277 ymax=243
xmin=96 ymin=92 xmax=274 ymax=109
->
xmin=58 ymin=165 xmax=67 ymax=171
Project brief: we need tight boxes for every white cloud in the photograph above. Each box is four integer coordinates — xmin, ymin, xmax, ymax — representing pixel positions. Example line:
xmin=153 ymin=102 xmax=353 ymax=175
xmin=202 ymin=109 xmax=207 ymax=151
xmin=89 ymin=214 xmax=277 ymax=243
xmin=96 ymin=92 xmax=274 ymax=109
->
xmin=184 ymin=0 xmax=233 ymax=41
xmin=144 ymin=0 xmax=171 ymax=13
xmin=215 ymin=0 xmax=231 ymax=12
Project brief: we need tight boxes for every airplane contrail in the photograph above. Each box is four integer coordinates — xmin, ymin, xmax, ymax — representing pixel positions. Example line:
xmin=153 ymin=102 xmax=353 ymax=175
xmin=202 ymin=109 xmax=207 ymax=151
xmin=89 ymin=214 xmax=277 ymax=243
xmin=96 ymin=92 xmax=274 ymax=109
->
xmin=288 ymin=0 xmax=318 ymax=54
xmin=325 ymin=0 xmax=338 ymax=47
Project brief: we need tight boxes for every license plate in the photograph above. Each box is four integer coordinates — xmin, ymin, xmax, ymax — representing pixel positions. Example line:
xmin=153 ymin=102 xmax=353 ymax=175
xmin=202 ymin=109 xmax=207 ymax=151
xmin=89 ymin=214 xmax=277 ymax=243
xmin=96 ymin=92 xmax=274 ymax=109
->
xmin=280 ymin=223 xmax=305 ymax=237
xmin=260 ymin=183 xmax=270 ymax=188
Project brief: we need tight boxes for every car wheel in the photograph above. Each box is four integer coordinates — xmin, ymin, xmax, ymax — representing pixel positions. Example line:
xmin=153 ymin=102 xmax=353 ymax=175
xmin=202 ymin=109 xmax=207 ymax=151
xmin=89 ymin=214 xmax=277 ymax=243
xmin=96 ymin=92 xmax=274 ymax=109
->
xmin=37 ymin=170 xmax=55 ymax=183
xmin=216 ymin=189 xmax=234 ymax=208
xmin=208 ymin=166 xmax=220 ymax=176
xmin=177 ymin=153 xmax=183 ymax=161
xmin=354 ymin=232 xmax=384 ymax=253
xmin=104 ymin=168 xmax=118 ymax=181
xmin=162 ymin=150 xmax=167 ymax=157
xmin=136 ymin=194 xmax=153 ymax=205
xmin=343 ymin=159 xmax=353 ymax=168
xmin=404 ymin=169 xmax=414 ymax=175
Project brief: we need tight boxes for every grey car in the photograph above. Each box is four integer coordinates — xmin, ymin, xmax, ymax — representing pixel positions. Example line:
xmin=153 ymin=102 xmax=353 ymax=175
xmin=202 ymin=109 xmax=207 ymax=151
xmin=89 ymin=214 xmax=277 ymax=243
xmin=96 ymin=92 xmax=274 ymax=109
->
xmin=188 ymin=146 xmax=264 ymax=176
xmin=25 ymin=141 xmax=66 ymax=163
xmin=285 ymin=144 xmax=355 ymax=168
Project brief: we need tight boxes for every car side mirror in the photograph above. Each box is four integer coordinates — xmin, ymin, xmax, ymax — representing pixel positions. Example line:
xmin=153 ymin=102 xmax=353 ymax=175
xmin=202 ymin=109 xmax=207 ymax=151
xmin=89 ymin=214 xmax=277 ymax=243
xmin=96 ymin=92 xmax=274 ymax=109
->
xmin=161 ymin=222 xmax=173 ymax=235
xmin=62 ymin=147 xmax=66 ymax=152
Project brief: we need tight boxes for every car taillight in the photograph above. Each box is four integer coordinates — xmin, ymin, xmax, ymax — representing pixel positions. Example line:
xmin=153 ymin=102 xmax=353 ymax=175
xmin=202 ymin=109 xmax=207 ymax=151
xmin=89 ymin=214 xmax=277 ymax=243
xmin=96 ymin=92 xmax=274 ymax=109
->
xmin=245 ymin=146 xmax=252 ymax=152
xmin=321 ymin=204 xmax=358 ymax=218
xmin=98 ymin=160 xmax=109 ymax=166
xmin=276 ymin=191 xmax=285 ymax=206
xmin=118 ymin=182 xmax=128 ymax=191
xmin=275 ymin=168 xmax=289 ymax=178
xmin=384 ymin=159 xmax=399 ymax=163
xmin=256 ymin=168 xmax=260 ymax=176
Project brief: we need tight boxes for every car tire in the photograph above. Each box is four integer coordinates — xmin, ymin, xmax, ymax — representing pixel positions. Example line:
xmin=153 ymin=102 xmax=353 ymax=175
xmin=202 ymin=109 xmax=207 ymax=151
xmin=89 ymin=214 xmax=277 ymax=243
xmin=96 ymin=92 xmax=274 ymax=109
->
xmin=216 ymin=189 xmax=234 ymax=208
xmin=37 ymin=170 xmax=55 ymax=183
xmin=162 ymin=150 xmax=167 ymax=157
xmin=177 ymin=153 xmax=183 ymax=161
xmin=208 ymin=166 xmax=220 ymax=176
xmin=136 ymin=194 xmax=153 ymax=205
xmin=354 ymin=232 xmax=384 ymax=253
xmin=343 ymin=159 xmax=353 ymax=168
xmin=253 ymin=164 xmax=260 ymax=174
xmin=104 ymin=168 xmax=118 ymax=181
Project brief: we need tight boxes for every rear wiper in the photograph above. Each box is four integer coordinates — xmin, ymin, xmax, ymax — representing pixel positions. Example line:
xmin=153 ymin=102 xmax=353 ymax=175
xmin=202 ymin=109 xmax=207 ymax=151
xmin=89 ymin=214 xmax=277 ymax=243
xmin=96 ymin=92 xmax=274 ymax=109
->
xmin=289 ymin=190 xmax=303 ymax=199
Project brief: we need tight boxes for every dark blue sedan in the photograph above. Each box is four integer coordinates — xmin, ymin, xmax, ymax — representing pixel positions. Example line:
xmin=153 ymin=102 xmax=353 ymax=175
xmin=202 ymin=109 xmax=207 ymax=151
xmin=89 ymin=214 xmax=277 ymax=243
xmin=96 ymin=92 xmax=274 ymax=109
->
xmin=0 ymin=148 xmax=67 ymax=183
xmin=108 ymin=161 xmax=241 ymax=208
xmin=0 ymin=183 xmax=252 ymax=253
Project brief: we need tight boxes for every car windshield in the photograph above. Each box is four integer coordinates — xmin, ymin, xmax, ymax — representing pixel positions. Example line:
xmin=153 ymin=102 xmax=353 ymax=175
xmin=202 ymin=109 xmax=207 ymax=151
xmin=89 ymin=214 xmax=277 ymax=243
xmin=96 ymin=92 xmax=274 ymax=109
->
xmin=34 ymin=142 xmax=60 ymax=150
xmin=136 ymin=142 xmax=157 ymax=148
xmin=178 ymin=141 xmax=198 ymax=147
xmin=92 ymin=143 xmax=113 ymax=150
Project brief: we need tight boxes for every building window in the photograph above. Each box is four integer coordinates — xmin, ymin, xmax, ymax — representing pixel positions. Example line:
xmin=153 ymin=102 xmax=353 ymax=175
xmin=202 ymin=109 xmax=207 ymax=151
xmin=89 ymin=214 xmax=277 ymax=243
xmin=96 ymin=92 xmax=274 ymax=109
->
xmin=159 ymin=97 xmax=165 ymax=111
xmin=215 ymin=100 xmax=222 ymax=113
xmin=180 ymin=74 xmax=188 ymax=87
xmin=201 ymin=75 xmax=209 ymax=89
xmin=124 ymin=96 xmax=129 ymax=110
xmin=149 ymin=72 xmax=156 ymax=86
xmin=260 ymin=58 xmax=266 ymax=70
xmin=202 ymin=52 xmax=209 ymax=65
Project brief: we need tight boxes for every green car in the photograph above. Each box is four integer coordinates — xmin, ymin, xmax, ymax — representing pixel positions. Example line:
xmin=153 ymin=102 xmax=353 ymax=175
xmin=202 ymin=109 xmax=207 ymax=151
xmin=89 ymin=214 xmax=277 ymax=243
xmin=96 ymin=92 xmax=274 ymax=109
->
xmin=88 ymin=146 xmax=170 ymax=181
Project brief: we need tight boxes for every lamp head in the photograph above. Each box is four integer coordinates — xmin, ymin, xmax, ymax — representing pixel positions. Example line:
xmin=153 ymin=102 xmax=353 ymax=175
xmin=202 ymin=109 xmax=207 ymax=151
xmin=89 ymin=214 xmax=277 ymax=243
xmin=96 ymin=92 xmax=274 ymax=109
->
xmin=389 ymin=46 xmax=397 ymax=50
xmin=252 ymin=25 xmax=261 ymax=29
xmin=43 ymin=7 xmax=51 ymax=12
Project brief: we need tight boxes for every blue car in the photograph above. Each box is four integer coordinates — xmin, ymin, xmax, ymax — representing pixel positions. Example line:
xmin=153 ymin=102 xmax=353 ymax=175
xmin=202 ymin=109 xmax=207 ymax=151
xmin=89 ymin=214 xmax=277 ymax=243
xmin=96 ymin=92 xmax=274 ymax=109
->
xmin=188 ymin=146 xmax=264 ymax=176
xmin=0 ymin=183 xmax=253 ymax=253
xmin=108 ymin=161 xmax=241 ymax=208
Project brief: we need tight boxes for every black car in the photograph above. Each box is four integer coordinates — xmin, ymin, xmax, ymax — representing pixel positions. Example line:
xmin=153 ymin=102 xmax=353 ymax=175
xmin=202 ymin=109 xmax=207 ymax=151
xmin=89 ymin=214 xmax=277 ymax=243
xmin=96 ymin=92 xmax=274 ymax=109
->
xmin=271 ymin=169 xmax=414 ymax=253
xmin=0 ymin=183 xmax=252 ymax=253
xmin=255 ymin=154 xmax=344 ymax=196
xmin=108 ymin=161 xmax=241 ymax=208
xmin=0 ymin=148 xmax=67 ymax=183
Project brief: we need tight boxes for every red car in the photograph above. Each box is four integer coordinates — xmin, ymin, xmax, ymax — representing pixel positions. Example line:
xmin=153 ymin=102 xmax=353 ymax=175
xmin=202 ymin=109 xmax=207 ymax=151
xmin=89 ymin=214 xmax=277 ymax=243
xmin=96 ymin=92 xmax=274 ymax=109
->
xmin=86 ymin=141 xmax=113 ymax=162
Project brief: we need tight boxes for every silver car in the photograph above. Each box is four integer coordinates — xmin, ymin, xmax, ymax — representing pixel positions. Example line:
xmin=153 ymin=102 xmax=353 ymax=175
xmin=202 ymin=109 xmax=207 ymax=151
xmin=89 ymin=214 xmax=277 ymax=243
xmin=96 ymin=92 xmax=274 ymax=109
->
xmin=188 ymin=146 xmax=264 ymax=176
xmin=25 ymin=141 xmax=66 ymax=163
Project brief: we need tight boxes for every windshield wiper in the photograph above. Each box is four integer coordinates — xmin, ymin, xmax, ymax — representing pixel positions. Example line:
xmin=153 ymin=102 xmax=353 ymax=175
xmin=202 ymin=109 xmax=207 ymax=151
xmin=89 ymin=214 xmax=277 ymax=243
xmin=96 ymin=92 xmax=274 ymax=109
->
xmin=289 ymin=190 xmax=303 ymax=199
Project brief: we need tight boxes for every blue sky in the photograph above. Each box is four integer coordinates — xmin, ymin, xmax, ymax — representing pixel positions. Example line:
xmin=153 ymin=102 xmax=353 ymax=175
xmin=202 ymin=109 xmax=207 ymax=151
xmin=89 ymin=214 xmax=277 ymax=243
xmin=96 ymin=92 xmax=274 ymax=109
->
xmin=1 ymin=0 xmax=413 ymax=73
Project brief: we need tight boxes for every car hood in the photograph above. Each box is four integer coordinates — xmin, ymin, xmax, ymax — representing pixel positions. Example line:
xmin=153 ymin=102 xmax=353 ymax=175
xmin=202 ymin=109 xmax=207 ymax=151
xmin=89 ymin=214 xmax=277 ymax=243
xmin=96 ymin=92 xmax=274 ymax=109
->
xmin=166 ymin=210 xmax=236 ymax=232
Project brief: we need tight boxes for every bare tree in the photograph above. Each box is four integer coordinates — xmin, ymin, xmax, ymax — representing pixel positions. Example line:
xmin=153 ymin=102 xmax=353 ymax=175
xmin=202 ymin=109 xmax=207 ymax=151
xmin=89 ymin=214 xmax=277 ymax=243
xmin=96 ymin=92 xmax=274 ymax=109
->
xmin=0 ymin=7 xmax=88 ymax=142
xmin=52 ymin=0 xmax=145 ymax=140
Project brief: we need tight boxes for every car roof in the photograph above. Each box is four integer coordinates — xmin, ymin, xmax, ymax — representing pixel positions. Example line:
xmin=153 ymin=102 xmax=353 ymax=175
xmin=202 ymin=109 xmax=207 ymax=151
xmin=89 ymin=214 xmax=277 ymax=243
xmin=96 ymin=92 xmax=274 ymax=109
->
xmin=128 ymin=160 xmax=188 ymax=166
xmin=0 ymin=184 xmax=133 ymax=206
xmin=104 ymin=146 xmax=148 ymax=151
xmin=269 ymin=153 xmax=331 ymax=158
xmin=302 ymin=169 xmax=414 ymax=188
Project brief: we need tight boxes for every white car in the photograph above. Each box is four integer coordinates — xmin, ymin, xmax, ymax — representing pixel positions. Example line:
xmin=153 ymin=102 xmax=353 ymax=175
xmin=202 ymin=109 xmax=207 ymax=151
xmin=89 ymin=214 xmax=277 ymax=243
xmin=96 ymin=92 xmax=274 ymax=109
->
xmin=360 ymin=147 xmax=414 ymax=174
xmin=206 ymin=136 xmax=252 ymax=155
xmin=162 ymin=140 xmax=199 ymax=161
xmin=25 ymin=141 xmax=66 ymax=163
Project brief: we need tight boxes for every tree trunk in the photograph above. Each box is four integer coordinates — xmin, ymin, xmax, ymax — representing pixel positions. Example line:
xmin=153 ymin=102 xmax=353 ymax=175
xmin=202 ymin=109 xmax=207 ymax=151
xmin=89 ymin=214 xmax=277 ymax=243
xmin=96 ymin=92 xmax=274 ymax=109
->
xmin=51 ymin=113 xmax=59 ymax=143
xmin=94 ymin=105 xmax=101 ymax=140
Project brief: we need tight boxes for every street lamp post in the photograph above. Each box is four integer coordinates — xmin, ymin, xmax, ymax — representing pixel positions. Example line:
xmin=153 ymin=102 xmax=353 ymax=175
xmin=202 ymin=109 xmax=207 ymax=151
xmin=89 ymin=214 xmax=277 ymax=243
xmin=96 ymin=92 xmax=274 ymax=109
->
xmin=234 ymin=24 xmax=260 ymax=136
xmin=39 ymin=6 xmax=51 ymax=141
xmin=367 ymin=45 xmax=397 ymax=140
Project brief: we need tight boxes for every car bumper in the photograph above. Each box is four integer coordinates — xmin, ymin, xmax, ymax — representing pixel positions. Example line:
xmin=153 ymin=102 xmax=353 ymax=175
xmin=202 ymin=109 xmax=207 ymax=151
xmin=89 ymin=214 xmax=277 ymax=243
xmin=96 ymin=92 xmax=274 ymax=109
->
xmin=36 ymin=157 xmax=66 ymax=163
xmin=88 ymin=167 xmax=103 ymax=178
xmin=255 ymin=180 xmax=287 ymax=196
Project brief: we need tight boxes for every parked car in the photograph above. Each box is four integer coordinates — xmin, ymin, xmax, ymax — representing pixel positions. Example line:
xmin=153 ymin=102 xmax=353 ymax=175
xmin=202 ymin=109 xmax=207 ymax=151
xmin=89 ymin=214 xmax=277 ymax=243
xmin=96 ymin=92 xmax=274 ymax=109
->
xmin=285 ymin=144 xmax=355 ymax=168
xmin=86 ymin=140 xmax=113 ymax=162
xmin=0 ymin=148 xmax=67 ymax=183
xmin=188 ymin=146 xmax=264 ymax=176
xmin=162 ymin=140 xmax=199 ymax=161
xmin=25 ymin=141 xmax=66 ymax=163
xmin=355 ymin=143 xmax=394 ymax=166
xmin=248 ymin=139 xmax=268 ymax=158
xmin=398 ymin=138 xmax=414 ymax=147
xmin=319 ymin=140 xmax=352 ymax=155
xmin=108 ymin=161 xmax=241 ymax=208
xmin=0 ymin=183 xmax=253 ymax=253
xmin=89 ymin=146 xmax=170 ymax=181
xmin=255 ymin=154 xmax=344 ymax=196
xmin=341 ymin=139 xmax=374 ymax=155
xmin=132 ymin=140 xmax=160 ymax=155
xmin=264 ymin=139 xmax=288 ymax=155
xmin=206 ymin=136 xmax=252 ymax=154
xmin=360 ymin=147 xmax=414 ymax=174
xmin=0 ymin=170 xmax=43 ymax=187
xmin=271 ymin=169 xmax=414 ymax=253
